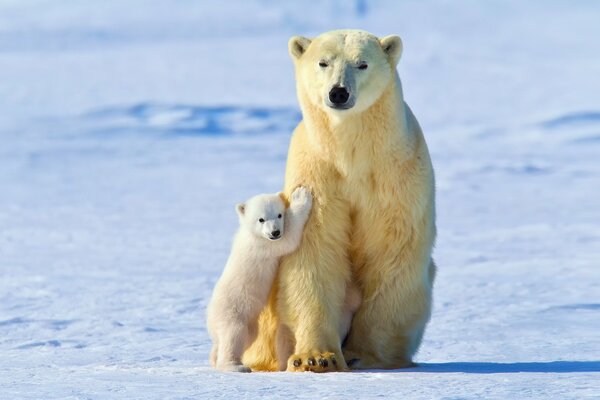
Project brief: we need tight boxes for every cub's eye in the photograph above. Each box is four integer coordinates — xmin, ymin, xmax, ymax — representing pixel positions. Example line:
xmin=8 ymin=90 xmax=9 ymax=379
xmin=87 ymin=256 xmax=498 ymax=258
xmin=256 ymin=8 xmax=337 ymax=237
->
xmin=278 ymin=214 xmax=282 ymax=219
xmin=358 ymin=63 xmax=368 ymax=70
xmin=319 ymin=61 xmax=328 ymax=68
xmin=259 ymin=218 xmax=265 ymax=223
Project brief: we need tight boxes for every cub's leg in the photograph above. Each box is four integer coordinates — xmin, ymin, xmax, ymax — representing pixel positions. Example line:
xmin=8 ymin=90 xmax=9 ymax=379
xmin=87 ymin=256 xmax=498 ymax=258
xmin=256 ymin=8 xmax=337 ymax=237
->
xmin=215 ymin=322 xmax=252 ymax=373
xmin=209 ymin=342 xmax=218 ymax=367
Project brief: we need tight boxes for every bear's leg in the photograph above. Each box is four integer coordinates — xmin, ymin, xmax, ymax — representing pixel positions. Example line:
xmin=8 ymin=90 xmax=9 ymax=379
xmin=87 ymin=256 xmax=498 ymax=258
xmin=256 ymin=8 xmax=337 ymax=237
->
xmin=279 ymin=200 xmax=351 ymax=372
xmin=275 ymin=323 xmax=294 ymax=371
xmin=343 ymin=259 xmax=435 ymax=370
xmin=215 ymin=322 xmax=252 ymax=373
xmin=339 ymin=282 xmax=361 ymax=343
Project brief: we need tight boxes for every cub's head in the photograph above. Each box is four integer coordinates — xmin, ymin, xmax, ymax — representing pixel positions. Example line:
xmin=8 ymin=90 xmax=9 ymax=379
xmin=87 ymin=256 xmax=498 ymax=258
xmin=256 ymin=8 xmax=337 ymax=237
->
xmin=236 ymin=193 xmax=288 ymax=241
xmin=289 ymin=30 xmax=402 ymax=116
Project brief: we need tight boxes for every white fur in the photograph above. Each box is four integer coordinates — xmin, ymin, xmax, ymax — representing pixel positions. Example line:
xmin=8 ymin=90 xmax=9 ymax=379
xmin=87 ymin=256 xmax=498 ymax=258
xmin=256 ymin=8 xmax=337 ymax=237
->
xmin=243 ymin=30 xmax=435 ymax=372
xmin=207 ymin=187 xmax=312 ymax=372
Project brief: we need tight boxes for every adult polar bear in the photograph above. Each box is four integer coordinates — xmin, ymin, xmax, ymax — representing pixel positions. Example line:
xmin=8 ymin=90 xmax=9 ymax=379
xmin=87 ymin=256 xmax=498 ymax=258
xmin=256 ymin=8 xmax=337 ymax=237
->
xmin=243 ymin=30 xmax=436 ymax=372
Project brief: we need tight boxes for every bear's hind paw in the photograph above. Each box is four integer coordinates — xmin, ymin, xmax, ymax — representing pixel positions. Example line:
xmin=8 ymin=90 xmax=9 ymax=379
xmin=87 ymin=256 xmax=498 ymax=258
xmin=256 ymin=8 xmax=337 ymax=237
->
xmin=217 ymin=363 xmax=252 ymax=373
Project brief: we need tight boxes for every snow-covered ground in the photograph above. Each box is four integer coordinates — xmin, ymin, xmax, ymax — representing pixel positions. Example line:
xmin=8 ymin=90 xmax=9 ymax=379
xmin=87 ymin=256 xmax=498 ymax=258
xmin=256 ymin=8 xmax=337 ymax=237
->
xmin=1 ymin=1 xmax=599 ymax=399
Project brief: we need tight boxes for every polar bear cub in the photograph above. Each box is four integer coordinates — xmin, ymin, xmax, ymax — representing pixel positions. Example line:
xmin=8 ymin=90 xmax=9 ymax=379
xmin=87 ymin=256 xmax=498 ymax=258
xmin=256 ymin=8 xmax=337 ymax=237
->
xmin=207 ymin=187 xmax=312 ymax=372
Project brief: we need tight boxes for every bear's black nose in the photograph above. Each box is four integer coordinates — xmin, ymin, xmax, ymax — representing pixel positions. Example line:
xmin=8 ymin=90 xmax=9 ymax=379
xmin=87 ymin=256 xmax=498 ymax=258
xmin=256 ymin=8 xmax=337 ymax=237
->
xmin=271 ymin=230 xmax=280 ymax=238
xmin=329 ymin=86 xmax=350 ymax=105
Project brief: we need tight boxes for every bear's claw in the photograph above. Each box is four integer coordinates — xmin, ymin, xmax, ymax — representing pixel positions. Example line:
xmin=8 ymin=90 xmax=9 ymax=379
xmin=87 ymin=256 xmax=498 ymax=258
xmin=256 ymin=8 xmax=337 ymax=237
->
xmin=346 ymin=358 xmax=360 ymax=368
xmin=287 ymin=351 xmax=343 ymax=372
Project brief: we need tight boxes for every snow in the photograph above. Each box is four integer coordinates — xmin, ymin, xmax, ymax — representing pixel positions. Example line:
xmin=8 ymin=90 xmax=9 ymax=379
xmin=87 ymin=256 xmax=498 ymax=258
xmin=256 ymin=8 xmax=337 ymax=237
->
xmin=1 ymin=1 xmax=599 ymax=399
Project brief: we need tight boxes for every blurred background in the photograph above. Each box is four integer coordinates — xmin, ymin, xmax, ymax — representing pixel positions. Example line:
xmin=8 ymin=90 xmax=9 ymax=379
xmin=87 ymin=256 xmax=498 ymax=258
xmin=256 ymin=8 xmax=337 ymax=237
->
xmin=1 ymin=1 xmax=599 ymax=398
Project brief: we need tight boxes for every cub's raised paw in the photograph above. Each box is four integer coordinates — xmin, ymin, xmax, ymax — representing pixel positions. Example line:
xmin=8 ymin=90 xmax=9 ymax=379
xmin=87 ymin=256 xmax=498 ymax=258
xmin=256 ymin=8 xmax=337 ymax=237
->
xmin=290 ymin=186 xmax=313 ymax=210
xmin=286 ymin=351 xmax=344 ymax=373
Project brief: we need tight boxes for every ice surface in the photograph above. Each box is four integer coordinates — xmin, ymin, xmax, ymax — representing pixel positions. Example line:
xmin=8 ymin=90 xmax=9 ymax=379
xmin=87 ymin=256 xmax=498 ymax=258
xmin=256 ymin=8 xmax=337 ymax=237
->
xmin=1 ymin=1 xmax=599 ymax=399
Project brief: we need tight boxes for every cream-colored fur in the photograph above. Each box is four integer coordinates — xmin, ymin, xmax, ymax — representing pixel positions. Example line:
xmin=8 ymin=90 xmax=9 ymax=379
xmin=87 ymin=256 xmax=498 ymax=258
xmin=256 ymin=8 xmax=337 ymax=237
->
xmin=243 ymin=29 xmax=436 ymax=372
xmin=207 ymin=188 xmax=312 ymax=372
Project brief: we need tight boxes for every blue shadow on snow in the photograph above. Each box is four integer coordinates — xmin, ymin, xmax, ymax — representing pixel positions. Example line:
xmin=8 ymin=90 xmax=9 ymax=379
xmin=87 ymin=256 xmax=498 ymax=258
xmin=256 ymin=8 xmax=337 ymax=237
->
xmin=83 ymin=102 xmax=302 ymax=137
xmin=402 ymin=361 xmax=600 ymax=374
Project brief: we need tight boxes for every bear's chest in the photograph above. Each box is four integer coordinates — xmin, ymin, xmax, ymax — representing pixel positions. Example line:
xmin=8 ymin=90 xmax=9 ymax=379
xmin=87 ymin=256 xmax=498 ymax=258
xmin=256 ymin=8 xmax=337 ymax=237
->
xmin=338 ymin=156 xmax=401 ymax=209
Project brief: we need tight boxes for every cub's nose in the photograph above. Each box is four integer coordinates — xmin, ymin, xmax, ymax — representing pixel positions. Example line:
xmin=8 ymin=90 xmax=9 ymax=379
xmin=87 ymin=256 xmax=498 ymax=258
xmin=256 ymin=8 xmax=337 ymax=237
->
xmin=271 ymin=230 xmax=281 ymax=238
xmin=329 ymin=86 xmax=350 ymax=105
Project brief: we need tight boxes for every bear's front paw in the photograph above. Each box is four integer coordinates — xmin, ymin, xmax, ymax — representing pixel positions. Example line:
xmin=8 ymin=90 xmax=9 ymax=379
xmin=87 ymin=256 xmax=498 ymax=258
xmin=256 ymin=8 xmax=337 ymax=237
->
xmin=286 ymin=351 xmax=344 ymax=373
xmin=290 ymin=186 xmax=313 ymax=212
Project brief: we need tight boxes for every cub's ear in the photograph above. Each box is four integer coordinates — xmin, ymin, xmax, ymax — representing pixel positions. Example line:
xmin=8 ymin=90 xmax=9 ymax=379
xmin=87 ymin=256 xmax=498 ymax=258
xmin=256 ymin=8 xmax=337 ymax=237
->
xmin=289 ymin=36 xmax=312 ymax=61
xmin=380 ymin=35 xmax=403 ymax=66
xmin=236 ymin=203 xmax=245 ymax=217
xmin=277 ymin=191 xmax=290 ymax=208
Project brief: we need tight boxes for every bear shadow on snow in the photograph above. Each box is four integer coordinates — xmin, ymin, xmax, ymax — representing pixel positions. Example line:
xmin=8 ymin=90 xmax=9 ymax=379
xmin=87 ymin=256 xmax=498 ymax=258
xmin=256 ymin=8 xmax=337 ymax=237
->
xmin=378 ymin=361 xmax=600 ymax=374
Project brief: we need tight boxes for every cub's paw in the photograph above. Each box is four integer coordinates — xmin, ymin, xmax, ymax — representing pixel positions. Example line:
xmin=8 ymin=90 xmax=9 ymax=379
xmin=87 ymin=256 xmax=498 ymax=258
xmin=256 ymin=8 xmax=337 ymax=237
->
xmin=217 ymin=363 xmax=251 ymax=373
xmin=290 ymin=186 xmax=313 ymax=212
xmin=286 ymin=351 xmax=344 ymax=373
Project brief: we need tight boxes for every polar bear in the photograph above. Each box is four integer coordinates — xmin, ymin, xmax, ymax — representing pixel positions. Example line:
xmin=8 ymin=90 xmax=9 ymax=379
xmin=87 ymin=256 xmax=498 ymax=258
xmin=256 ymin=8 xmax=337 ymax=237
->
xmin=207 ymin=187 xmax=312 ymax=372
xmin=243 ymin=30 xmax=436 ymax=372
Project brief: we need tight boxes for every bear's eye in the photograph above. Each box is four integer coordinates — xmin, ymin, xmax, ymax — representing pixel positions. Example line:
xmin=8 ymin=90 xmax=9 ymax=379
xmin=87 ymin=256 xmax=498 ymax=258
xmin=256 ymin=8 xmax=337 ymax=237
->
xmin=259 ymin=218 xmax=265 ymax=223
xmin=358 ymin=63 xmax=368 ymax=70
xmin=278 ymin=214 xmax=282 ymax=219
xmin=319 ymin=61 xmax=328 ymax=68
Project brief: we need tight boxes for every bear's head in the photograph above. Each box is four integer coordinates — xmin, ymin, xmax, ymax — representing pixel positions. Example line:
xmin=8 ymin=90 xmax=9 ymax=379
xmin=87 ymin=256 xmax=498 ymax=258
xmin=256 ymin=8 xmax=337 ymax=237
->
xmin=288 ymin=30 xmax=402 ymax=117
xmin=236 ymin=193 xmax=287 ymax=241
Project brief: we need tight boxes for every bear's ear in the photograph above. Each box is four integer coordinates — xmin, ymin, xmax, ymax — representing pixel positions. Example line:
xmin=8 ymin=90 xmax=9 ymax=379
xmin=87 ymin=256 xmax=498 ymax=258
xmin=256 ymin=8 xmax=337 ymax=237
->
xmin=380 ymin=35 xmax=403 ymax=66
xmin=288 ymin=36 xmax=312 ymax=61
xmin=236 ymin=203 xmax=245 ymax=217
xmin=278 ymin=191 xmax=290 ymax=208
